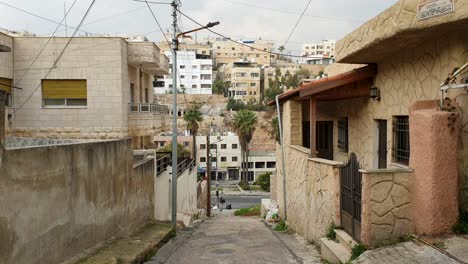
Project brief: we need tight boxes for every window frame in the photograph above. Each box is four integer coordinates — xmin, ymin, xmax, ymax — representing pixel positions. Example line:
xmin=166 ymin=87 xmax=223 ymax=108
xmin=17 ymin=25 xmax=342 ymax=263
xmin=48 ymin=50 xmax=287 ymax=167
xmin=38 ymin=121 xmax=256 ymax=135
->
xmin=338 ymin=117 xmax=349 ymax=153
xmin=392 ymin=115 xmax=410 ymax=165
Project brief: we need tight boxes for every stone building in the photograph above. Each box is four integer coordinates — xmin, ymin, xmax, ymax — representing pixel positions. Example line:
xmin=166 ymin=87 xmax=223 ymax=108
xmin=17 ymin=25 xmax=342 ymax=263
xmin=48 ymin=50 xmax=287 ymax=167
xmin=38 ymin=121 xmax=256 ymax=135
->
xmin=0 ymin=30 xmax=170 ymax=149
xmin=218 ymin=60 xmax=263 ymax=102
xmin=213 ymin=38 xmax=276 ymax=66
xmin=270 ymin=0 xmax=468 ymax=252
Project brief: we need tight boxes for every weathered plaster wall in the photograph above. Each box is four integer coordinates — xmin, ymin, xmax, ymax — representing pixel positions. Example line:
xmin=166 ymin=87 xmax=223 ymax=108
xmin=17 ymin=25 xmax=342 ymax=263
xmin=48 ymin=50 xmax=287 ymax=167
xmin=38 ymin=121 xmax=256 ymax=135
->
xmin=360 ymin=170 xmax=413 ymax=246
xmin=0 ymin=139 xmax=155 ymax=264
xmin=282 ymin=100 xmax=302 ymax=146
xmin=276 ymin=144 xmax=340 ymax=243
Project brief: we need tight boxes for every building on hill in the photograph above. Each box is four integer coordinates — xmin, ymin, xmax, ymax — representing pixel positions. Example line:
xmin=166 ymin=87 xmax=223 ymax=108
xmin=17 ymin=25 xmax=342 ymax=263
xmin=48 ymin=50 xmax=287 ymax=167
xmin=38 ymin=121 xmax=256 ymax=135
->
xmin=302 ymin=40 xmax=335 ymax=58
xmin=263 ymin=62 xmax=325 ymax=91
xmin=213 ymin=38 xmax=276 ymax=66
xmin=0 ymin=30 xmax=170 ymax=149
xmin=218 ymin=60 xmax=263 ymax=103
xmin=155 ymin=50 xmax=213 ymax=95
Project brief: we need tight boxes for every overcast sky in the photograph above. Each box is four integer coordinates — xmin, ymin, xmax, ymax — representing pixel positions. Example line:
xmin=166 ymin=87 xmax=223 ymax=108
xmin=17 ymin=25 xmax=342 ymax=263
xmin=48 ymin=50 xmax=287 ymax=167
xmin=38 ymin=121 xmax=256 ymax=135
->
xmin=0 ymin=0 xmax=398 ymax=54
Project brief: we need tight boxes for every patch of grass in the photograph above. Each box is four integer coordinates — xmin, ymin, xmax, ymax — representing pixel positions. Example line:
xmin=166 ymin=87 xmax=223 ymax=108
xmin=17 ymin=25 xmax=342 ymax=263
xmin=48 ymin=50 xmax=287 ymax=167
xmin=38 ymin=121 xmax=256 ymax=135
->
xmin=238 ymin=181 xmax=251 ymax=191
xmin=350 ymin=243 xmax=367 ymax=261
xmin=234 ymin=204 xmax=261 ymax=216
xmin=373 ymin=234 xmax=414 ymax=249
xmin=325 ymin=222 xmax=339 ymax=241
xmin=432 ymin=241 xmax=446 ymax=249
xmin=453 ymin=209 xmax=468 ymax=234
xmin=273 ymin=219 xmax=288 ymax=232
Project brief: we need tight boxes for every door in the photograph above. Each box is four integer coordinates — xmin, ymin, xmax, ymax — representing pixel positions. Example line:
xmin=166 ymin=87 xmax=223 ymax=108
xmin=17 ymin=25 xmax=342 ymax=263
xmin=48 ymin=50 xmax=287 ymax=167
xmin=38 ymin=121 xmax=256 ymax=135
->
xmin=377 ymin=120 xmax=387 ymax=169
xmin=340 ymin=153 xmax=362 ymax=241
xmin=316 ymin=121 xmax=333 ymax=160
xmin=302 ymin=121 xmax=310 ymax=149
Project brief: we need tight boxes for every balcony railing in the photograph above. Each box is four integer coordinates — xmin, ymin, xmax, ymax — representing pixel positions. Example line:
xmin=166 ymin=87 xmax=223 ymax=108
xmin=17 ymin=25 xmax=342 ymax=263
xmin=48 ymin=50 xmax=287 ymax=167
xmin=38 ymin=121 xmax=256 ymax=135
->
xmin=156 ymin=155 xmax=194 ymax=177
xmin=129 ymin=103 xmax=170 ymax=115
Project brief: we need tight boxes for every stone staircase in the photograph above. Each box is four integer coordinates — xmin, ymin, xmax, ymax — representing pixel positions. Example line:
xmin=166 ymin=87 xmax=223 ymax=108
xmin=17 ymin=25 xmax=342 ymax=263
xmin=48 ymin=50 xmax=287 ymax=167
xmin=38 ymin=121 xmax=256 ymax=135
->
xmin=320 ymin=229 xmax=357 ymax=263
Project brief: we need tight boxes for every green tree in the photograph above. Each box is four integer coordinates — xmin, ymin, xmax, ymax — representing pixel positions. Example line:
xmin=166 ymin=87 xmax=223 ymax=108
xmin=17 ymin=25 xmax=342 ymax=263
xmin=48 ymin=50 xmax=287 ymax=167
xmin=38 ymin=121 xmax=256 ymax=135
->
xmin=264 ymin=68 xmax=301 ymax=102
xmin=233 ymin=110 xmax=257 ymax=184
xmin=183 ymin=102 xmax=204 ymax=160
xmin=212 ymin=77 xmax=227 ymax=95
xmin=278 ymin=45 xmax=285 ymax=54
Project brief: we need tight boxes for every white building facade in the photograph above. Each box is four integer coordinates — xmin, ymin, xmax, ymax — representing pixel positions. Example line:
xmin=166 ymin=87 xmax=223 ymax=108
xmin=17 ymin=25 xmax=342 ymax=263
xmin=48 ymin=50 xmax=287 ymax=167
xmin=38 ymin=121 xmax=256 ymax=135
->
xmin=302 ymin=40 xmax=335 ymax=57
xmin=155 ymin=50 xmax=213 ymax=95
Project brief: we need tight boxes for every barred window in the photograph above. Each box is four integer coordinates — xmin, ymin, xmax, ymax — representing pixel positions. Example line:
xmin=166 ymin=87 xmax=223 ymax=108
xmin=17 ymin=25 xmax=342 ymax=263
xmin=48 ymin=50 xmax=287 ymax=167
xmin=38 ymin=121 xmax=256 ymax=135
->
xmin=338 ymin=117 xmax=348 ymax=152
xmin=392 ymin=116 xmax=410 ymax=165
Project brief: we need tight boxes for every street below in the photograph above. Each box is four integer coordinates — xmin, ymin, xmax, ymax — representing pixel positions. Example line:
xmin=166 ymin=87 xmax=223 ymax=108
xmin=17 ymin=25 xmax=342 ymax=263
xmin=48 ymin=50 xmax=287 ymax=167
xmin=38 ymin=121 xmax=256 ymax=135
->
xmin=210 ymin=194 xmax=269 ymax=209
xmin=146 ymin=212 xmax=321 ymax=264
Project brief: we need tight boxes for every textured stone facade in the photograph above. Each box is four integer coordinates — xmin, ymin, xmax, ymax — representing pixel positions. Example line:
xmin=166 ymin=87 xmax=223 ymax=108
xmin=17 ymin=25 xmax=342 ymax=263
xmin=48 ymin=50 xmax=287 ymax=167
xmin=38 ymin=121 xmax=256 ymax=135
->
xmin=275 ymin=144 xmax=341 ymax=243
xmin=361 ymin=169 xmax=413 ymax=246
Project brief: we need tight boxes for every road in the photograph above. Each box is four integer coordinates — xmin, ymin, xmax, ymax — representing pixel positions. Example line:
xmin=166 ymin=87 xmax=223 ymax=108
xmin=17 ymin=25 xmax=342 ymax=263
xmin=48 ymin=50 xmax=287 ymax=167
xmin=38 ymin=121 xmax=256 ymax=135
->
xmin=211 ymin=194 xmax=269 ymax=209
xmin=146 ymin=212 xmax=321 ymax=264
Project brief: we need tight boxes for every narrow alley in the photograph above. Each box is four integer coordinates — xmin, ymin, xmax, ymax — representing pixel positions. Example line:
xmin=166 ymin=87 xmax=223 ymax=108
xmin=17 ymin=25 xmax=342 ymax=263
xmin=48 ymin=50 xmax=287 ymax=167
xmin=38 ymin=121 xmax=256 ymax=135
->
xmin=146 ymin=212 xmax=322 ymax=264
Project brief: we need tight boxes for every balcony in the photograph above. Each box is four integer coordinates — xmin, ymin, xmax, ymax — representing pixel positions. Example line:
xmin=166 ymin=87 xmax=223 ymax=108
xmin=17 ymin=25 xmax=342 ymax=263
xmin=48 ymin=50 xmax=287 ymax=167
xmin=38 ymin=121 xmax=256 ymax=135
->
xmin=129 ymin=103 xmax=170 ymax=115
xmin=127 ymin=42 xmax=169 ymax=75
xmin=128 ymin=103 xmax=171 ymax=137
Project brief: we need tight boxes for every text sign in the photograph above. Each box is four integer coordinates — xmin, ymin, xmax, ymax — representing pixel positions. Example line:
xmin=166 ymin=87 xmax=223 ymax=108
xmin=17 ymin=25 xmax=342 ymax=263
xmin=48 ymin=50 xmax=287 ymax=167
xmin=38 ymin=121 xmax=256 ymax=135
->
xmin=418 ymin=0 xmax=454 ymax=20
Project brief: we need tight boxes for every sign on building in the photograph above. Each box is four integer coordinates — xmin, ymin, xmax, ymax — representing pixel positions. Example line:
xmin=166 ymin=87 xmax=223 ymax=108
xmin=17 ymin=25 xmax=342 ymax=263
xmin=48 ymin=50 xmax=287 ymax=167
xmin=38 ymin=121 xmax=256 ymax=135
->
xmin=418 ymin=0 xmax=454 ymax=20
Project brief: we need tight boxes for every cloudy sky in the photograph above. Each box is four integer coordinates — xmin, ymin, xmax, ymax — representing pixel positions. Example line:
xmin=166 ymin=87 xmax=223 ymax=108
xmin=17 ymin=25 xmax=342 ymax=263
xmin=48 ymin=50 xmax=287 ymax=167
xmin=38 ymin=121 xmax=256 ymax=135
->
xmin=0 ymin=0 xmax=397 ymax=54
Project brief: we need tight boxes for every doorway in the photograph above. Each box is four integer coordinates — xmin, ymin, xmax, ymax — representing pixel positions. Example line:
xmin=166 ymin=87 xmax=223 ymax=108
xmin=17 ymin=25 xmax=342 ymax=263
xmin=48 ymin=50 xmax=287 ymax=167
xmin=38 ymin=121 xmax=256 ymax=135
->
xmin=316 ymin=121 xmax=334 ymax=160
xmin=377 ymin=120 xmax=387 ymax=169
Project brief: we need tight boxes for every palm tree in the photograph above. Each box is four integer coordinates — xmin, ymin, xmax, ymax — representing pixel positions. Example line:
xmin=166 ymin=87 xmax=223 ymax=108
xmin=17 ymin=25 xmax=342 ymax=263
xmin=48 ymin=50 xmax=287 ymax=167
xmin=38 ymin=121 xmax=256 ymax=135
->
xmin=233 ymin=110 xmax=257 ymax=184
xmin=183 ymin=102 xmax=204 ymax=160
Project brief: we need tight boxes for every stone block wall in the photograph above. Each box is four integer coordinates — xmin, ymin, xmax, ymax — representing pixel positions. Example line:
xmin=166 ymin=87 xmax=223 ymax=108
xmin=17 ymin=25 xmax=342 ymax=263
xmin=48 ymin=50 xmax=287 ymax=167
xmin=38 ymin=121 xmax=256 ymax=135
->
xmin=0 ymin=138 xmax=155 ymax=264
xmin=282 ymin=100 xmax=302 ymax=146
xmin=0 ymin=32 xmax=13 ymax=79
xmin=361 ymin=170 xmax=413 ymax=246
xmin=276 ymin=144 xmax=341 ymax=243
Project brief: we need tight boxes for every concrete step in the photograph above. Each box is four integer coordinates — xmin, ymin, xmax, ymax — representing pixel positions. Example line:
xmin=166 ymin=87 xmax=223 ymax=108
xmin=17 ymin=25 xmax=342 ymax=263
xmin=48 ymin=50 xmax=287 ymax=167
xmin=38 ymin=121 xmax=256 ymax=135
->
xmin=320 ymin=237 xmax=351 ymax=264
xmin=335 ymin=229 xmax=357 ymax=252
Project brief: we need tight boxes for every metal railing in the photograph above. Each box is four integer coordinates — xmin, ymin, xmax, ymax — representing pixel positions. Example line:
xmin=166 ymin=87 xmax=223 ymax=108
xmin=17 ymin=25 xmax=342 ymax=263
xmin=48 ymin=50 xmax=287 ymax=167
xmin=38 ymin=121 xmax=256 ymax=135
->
xmin=129 ymin=103 xmax=170 ymax=115
xmin=156 ymin=156 xmax=194 ymax=177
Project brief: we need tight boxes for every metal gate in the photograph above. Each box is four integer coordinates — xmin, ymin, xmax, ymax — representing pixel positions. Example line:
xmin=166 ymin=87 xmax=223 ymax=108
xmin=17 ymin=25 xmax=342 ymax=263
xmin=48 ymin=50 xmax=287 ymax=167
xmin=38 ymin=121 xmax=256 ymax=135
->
xmin=340 ymin=153 xmax=362 ymax=241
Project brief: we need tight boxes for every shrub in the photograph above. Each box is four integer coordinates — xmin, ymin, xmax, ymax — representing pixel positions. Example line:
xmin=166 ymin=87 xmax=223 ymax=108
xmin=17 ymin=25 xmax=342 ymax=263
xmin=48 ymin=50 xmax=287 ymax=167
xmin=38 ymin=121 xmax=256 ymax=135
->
xmin=238 ymin=181 xmax=251 ymax=191
xmin=274 ymin=219 xmax=287 ymax=231
xmin=234 ymin=204 xmax=260 ymax=216
xmin=325 ymin=222 xmax=339 ymax=241
xmin=350 ymin=244 xmax=367 ymax=261
xmin=254 ymin=172 xmax=271 ymax=191
xmin=453 ymin=209 xmax=468 ymax=234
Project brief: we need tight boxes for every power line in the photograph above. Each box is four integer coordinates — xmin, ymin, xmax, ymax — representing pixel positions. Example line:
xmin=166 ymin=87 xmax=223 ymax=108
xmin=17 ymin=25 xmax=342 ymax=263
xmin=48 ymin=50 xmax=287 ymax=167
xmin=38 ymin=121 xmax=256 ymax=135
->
xmin=282 ymin=0 xmax=312 ymax=48
xmin=14 ymin=0 xmax=80 ymax=87
xmin=220 ymin=0 xmax=364 ymax=23
xmin=177 ymin=9 xmax=306 ymax=58
xmin=12 ymin=0 xmax=98 ymax=115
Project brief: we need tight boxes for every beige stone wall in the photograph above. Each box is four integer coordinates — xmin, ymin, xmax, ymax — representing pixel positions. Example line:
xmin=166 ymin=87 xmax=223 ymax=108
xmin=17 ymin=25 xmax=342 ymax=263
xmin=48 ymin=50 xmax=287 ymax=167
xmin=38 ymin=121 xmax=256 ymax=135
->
xmin=282 ymin=100 xmax=302 ymax=146
xmin=276 ymin=144 xmax=341 ymax=243
xmin=0 ymin=32 xmax=13 ymax=79
xmin=361 ymin=170 xmax=413 ymax=246
xmin=214 ymin=40 xmax=275 ymax=66
xmin=0 ymin=138 xmax=155 ymax=264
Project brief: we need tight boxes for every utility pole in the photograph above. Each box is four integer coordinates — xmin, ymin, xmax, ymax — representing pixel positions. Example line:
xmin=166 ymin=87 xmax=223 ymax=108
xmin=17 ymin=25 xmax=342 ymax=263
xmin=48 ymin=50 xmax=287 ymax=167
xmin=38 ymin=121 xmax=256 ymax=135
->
xmin=170 ymin=0 xmax=178 ymax=228
xmin=206 ymin=134 xmax=211 ymax=217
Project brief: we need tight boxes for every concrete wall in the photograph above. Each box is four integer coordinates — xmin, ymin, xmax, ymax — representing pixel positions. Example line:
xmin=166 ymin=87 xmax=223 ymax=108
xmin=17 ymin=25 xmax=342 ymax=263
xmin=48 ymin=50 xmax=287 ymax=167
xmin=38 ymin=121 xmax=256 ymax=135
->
xmin=360 ymin=169 xmax=413 ymax=246
xmin=0 ymin=138 xmax=155 ymax=264
xmin=154 ymin=164 xmax=199 ymax=226
xmin=276 ymin=144 xmax=341 ymax=243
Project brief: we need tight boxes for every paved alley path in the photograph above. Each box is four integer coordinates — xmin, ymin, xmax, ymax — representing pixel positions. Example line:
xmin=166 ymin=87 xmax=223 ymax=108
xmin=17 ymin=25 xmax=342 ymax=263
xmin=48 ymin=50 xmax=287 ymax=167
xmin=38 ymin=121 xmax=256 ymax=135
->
xmin=147 ymin=212 xmax=321 ymax=264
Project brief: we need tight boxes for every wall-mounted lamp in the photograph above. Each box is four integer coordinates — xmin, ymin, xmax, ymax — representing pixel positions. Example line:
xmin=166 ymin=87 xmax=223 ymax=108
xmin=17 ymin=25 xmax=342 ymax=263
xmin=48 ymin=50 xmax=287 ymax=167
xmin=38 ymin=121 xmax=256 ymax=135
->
xmin=370 ymin=86 xmax=381 ymax=101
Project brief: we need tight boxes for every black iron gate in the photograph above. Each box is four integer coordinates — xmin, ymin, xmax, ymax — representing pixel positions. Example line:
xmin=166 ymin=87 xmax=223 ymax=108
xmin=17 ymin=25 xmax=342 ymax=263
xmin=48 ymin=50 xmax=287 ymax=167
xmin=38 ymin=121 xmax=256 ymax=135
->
xmin=340 ymin=153 xmax=362 ymax=241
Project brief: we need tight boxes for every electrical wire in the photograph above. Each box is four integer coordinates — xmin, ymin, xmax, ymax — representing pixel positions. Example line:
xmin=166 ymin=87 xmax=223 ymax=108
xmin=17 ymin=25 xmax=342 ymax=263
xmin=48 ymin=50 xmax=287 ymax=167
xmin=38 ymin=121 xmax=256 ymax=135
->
xmin=14 ymin=0 xmax=80 ymax=87
xmin=177 ymin=9 xmax=306 ymax=59
xmin=12 ymin=0 xmax=98 ymax=115
xmin=282 ymin=0 xmax=312 ymax=48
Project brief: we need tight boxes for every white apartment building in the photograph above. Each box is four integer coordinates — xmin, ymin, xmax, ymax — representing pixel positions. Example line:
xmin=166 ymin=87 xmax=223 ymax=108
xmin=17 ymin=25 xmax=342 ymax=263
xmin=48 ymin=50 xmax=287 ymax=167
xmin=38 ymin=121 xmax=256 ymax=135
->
xmin=302 ymin=40 xmax=335 ymax=57
xmin=155 ymin=50 xmax=213 ymax=95
xmin=196 ymin=133 xmax=276 ymax=182
xmin=0 ymin=30 xmax=170 ymax=149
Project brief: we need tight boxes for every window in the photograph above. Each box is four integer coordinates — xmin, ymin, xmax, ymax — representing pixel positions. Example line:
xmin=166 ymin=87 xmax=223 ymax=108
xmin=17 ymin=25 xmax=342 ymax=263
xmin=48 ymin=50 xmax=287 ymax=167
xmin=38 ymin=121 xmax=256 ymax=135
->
xmin=217 ymin=46 xmax=220 ymax=49
xmin=0 ymin=78 xmax=13 ymax=107
xmin=144 ymin=88 xmax=149 ymax=103
xmin=267 ymin=162 xmax=276 ymax=168
xmin=338 ymin=117 xmax=348 ymax=152
xmin=180 ymin=75 xmax=185 ymax=79
xmin=201 ymin=84 xmax=211 ymax=88
xmin=232 ymin=156 xmax=238 ymax=162
xmin=201 ymin=74 xmax=211 ymax=80
xmin=255 ymin=162 xmax=265 ymax=168
xmin=211 ymin=157 xmax=217 ymax=162
xmin=180 ymin=65 xmax=185 ymax=69
xmin=221 ymin=157 xmax=227 ymax=162
xmin=232 ymin=144 xmax=238 ymax=149
xmin=192 ymin=65 xmax=197 ymax=69
xmin=42 ymin=79 xmax=87 ymax=107
xmin=130 ymin=83 xmax=135 ymax=103
xmin=183 ymin=141 xmax=189 ymax=147
xmin=192 ymin=84 xmax=197 ymax=88
xmin=159 ymin=141 xmax=165 ymax=147
xmin=235 ymin=72 xmax=247 ymax=77
xmin=200 ymin=157 xmax=206 ymax=162
xmin=200 ymin=144 xmax=206 ymax=149
xmin=231 ymin=47 xmax=235 ymax=51
xmin=192 ymin=75 xmax=198 ymax=79
xmin=210 ymin=144 xmax=216 ymax=149
xmin=250 ymin=83 xmax=256 ymax=87
xmin=235 ymin=83 xmax=247 ymax=88
xmin=392 ymin=116 xmax=410 ymax=165
xmin=221 ymin=144 xmax=227 ymax=149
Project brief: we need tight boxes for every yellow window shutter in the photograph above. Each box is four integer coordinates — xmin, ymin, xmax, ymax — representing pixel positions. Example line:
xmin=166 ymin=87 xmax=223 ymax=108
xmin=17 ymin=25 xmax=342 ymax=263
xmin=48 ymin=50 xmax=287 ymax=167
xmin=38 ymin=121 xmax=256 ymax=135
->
xmin=42 ymin=80 xmax=87 ymax=99
xmin=0 ymin=78 xmax=12 ymax=93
